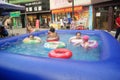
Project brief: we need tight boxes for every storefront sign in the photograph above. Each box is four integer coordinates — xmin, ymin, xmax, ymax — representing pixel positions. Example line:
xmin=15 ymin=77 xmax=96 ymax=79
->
xmin=10 ymin=11 xmax=21 ymax=17
xmin=26 ymin=6 xmax=42 ymax=12
xmin=50 ymin=0 xmax=90 ymax=10
xmin=25 ymin=1 xmax=42 ymax=6
xmin=9 ymin=0 xmax=36 ymax=4
xmin=50 ymin=0 xmax=111 ymax=10
xmin=52 ymin=6 xmax=82 ymax=14
xmin=96 ymin=12 xmax=101 ymax=17
xmin=25 ymin=1 xmax=42 ymax=12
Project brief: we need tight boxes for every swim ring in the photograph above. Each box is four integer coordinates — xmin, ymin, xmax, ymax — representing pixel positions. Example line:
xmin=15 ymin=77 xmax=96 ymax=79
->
xmin=81 ymin=35 xmax=98 ymax=48
xmin=48 ymin=48 xmax=72 ymax=59
xmin=44 ymin=41 xmax=66 ymax=50
xmin=47 ymin=37 xmax=59 ymax=42
xmin=80 ymin=40 xmax=98 ymax=48
xmin=69 ymin=36 xmax=82 ymax=44
xmin=88 ymin=40 xmax=98 ymax=48
xmin=23 ymin=36 xmax=41 ymax=44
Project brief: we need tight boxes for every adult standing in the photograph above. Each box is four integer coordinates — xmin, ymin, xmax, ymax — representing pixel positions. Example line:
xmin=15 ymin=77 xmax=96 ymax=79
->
xmin=4 ymin=17 xmax=13 ymax=29
xmin=70 ymin=17 xmax=77 ymax=30
xmin=60 ymin=17 xmax=64 ymax=29
xmin=63 ymin=16 xmax=68 ymax=28
xmin=4 ymin=17 xmax=13 ymax=36
xmin=115 ymin=13 xmax=120 ymax=39
xmin=26 ymin=22 xmax=35 ymax=33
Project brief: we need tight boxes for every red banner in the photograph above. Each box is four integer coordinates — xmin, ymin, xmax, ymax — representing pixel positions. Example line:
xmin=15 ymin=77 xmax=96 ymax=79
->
xmin=52 ymin=6 xmax=82 ymax=14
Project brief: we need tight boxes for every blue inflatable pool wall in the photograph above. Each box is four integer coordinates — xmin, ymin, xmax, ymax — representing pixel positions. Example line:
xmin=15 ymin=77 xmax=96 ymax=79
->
xmin=0 ymin=30 xmax=120 ymax=80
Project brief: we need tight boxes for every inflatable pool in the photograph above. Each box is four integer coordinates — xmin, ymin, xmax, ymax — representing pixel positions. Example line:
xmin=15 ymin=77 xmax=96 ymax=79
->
xmin=0 ymin=30 xmax=120 ymax=80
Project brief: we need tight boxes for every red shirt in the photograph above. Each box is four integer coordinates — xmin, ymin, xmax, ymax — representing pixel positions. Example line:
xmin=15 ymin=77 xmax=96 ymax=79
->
xmin=116 ymin=17 xmax=120 ymax=28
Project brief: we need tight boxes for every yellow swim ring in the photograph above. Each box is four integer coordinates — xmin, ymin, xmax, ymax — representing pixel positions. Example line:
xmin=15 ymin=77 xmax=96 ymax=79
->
xmin=23 ymin=36 xmax=41 ymax=44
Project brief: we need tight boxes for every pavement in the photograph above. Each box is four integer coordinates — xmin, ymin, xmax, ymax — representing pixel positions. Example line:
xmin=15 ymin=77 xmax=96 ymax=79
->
xmin=7 ymin=28 xmax=49 ymax=36
xmin=4 ymin=28 xmax=120 ymax=41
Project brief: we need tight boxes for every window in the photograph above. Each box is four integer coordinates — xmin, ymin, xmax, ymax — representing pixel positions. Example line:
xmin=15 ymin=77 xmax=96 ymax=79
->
xmin=29 ymin=7 xmax=32 ymax=11
xmin=38 ymin=6 xmax=42 ymax=11
xmin=34 ymin=6 xmax=38 ymax=11
xmin=26 ymin=7 xmax=28 ymax=12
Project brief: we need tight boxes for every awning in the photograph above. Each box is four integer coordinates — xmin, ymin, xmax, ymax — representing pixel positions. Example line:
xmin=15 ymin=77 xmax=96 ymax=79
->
xmin=0 ymin=1 xmax=25 ymax=11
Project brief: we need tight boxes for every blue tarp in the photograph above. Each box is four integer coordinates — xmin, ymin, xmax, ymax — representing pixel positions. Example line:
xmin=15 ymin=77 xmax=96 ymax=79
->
xmin=0 ymin=1 xmax=25 ymax=10
xmin=0 ymin=30 xmax=120 ymax=80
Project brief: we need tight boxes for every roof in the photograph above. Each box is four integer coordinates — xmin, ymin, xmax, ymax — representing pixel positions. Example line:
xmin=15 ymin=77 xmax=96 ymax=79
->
xmin=0 ymin=1 xmax=25 ymax=11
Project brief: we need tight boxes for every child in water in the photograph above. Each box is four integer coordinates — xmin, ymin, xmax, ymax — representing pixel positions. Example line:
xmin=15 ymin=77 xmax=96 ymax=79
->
xmin=69 ymin=32 xmax=82 ymax=45
xmin=80 ymin=35 xmax=89 ymax=49
xmin=23 ymin=34 xmax=41 ymax=42
xmin=29 ymin=34 xmax=35 ymax=40
xmin=69 ymin=32 xmax=82 ymax=41
xmin=47 ymin=27 xmax=59 ymax=41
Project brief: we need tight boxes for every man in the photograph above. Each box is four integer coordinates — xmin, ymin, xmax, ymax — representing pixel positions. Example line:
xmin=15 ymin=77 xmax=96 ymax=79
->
xmin=0 ymin=26 xmax=8 ymax=37
xmin=115 ymin=13 xmax=120 ymax=39
xmin=4 ymin=17 xmax=12 ymax=29
xmin=4 ymin=17 xmax=13 ymax=36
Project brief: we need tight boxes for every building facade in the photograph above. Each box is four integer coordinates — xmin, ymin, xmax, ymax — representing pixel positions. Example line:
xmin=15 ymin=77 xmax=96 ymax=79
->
xmin=0 ymin=1 xmax=25 ymax=29
xmin=50 ymin=0 xmax=118 ymax=31
xmin=9 ymin=0 xmax=51 ymax=28
xmin=50 ymin=0 xmax=91 ymax=29
xmin=93 ymin=0 xmax=120 ymax=31
xmin=24 ymin=0 xmax=50 ymax=28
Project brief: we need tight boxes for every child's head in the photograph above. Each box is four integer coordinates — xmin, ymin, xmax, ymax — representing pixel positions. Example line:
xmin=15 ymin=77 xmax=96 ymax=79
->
xmin=76 ymin=32 xmax=81 ymax=39
xmin=49 ymin=27 xmax=55 ymax=33
xmin=82 ymin=35 xmax=89 ymax=42
xmin=29 ymin=34 xmax=34 ymax=39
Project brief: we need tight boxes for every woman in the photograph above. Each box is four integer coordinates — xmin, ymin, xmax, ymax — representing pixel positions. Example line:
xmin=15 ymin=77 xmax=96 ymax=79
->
xmin=70 ymin=17 xmax=77 ymax=30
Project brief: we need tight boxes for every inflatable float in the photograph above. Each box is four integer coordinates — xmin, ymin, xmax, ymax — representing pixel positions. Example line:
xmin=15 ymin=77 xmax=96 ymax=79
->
xmin=23 ymin=36 xmax=41 ymax=44
xmin=47 ymin=37 xmax=59 ymax=42
xmin=69 ymin=36 xmax=82 ymax=45
xmin=44 ymin=41 xmax=66 ymax=50
xmin=48 ymin=48 xmax=72 ymax=59
xmin=0 ymin=30 xmax=120 ymax=80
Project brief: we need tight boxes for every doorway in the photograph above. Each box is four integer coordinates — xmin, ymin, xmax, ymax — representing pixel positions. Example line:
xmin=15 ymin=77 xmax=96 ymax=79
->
xmin=95 ymin=7 xmax=109 ymax=30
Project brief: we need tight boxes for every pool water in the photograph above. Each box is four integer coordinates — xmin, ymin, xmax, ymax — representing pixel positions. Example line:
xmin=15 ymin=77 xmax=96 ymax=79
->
xmin=0 ymin=33 xmax=102 ymax=61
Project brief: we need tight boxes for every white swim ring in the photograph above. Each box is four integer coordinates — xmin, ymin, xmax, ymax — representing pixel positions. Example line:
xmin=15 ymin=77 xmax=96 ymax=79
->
xmin=88 ymin=40 xmax=98 ymax=48
xmin=69 ymin=36 xmax=82 ymax=44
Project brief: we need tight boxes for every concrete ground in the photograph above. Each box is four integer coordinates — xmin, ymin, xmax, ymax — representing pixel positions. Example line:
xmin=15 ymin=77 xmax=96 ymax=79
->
xmin=7 ymin=28 xmax=48 ymax=36
xmin=109 ymin=31 xmax=120 ymax=41
xmin=6 ymin=28 xmax=120 ymax=41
